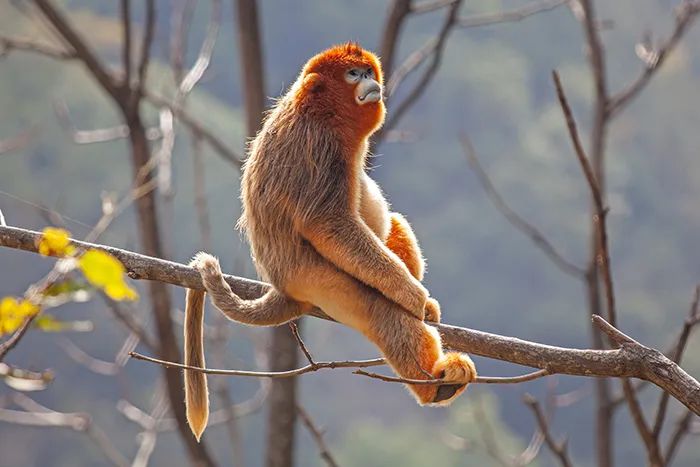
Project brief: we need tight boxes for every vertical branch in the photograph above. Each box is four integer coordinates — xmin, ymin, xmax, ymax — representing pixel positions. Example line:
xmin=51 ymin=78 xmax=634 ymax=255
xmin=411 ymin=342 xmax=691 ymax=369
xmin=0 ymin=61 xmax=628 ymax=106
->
xmin=232 ymin=1 xmax=298 ymax=466
xmin=576 ymin=2 xmax=613 ymax=465
xmin=120 ymin=0 xmax=131 ymax=86
xmin=235 ymin=0 xmax=266 ymax=135
xmin=136 ymin=0 xmax=155 ymax=91
xmin=378 ymin=0 xmax=411 ymax=81
xmin=30 ymin=1 xmax=217 ymax=465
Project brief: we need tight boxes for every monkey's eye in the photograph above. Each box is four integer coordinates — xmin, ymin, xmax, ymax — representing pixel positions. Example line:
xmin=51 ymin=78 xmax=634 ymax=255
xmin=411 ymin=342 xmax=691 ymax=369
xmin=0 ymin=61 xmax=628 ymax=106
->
xmin=346 ymin=69 xmax=361 ymax=81
xmin=366 ymin=68 xmax=374 ymax=77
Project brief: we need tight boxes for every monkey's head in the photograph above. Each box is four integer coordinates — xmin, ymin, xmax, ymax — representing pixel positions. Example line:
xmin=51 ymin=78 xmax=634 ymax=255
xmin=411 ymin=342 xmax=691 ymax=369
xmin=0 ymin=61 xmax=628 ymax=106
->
xmin=295 ymin=42 xmax=386 ymax=141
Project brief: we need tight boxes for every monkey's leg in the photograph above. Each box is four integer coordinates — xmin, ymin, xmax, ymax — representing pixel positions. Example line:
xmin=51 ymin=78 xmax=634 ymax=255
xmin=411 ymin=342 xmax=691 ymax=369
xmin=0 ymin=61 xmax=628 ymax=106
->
xmin=290 ymin=261 xmax=475 ymax=405
xmin=368 ymin=298 xmax=476 ymax=404
xmin=384 ymin=213 xmax=440 ymax=323
xmin=302 ymin=217 xmax=428 ymax=318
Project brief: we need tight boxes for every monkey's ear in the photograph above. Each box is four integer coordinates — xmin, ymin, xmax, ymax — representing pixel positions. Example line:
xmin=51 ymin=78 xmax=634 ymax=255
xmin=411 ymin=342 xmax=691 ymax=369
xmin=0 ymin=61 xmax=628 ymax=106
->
xmin=302 ymin=72 xmax=325 ymax=94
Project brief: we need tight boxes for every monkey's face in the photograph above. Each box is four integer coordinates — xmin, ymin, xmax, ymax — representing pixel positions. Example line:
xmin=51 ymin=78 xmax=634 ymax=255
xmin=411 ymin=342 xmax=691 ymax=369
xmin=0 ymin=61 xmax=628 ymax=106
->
xmin=298 ymin=43 xmax=386 ymax=138
xmin=344 ymin=65 xmax=382 ymax=106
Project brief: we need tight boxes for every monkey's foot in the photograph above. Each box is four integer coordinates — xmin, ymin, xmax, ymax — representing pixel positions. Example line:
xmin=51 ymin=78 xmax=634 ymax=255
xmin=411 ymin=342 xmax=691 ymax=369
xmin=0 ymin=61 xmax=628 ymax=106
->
xmin=424 ymin=298 xmax=441 ymax=323
xmin=429 ymin=353 xmax=476 ymax=406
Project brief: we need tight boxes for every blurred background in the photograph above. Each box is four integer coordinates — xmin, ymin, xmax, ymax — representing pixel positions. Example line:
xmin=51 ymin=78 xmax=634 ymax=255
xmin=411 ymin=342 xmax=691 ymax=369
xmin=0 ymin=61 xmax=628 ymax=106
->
xmin=1 ymin=1 xmax=699 ymax=466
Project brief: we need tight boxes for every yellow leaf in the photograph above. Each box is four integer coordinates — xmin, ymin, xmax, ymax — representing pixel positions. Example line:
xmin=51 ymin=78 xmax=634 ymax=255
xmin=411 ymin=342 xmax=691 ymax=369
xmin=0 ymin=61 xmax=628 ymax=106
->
xmin=78 ymin=250 xmax=138 ymax=301
xmin=38 ymin=227 xmax=75 ymax=257
xmin=0 ymin=297 xmax=40 ymax=336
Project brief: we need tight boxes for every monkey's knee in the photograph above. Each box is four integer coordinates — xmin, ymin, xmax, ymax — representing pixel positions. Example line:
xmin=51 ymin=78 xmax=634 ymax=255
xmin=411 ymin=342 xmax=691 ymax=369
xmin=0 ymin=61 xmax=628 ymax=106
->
xmin=386 ymin=213 xmax=424 ymax=281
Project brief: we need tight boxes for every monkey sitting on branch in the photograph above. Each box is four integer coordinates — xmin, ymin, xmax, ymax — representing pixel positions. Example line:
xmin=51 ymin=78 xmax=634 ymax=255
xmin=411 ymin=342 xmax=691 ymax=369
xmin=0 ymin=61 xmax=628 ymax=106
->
xmin=184 ymin=43 xmax=476 ymax=440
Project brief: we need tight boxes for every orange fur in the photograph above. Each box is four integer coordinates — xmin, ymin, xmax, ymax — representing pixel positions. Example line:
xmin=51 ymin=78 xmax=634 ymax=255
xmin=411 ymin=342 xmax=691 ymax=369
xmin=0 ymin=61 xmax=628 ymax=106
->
xmin=386 ymin=213 xmax=424 ymax=281
xmin=183 ymin=44 xmax=476 ymax=439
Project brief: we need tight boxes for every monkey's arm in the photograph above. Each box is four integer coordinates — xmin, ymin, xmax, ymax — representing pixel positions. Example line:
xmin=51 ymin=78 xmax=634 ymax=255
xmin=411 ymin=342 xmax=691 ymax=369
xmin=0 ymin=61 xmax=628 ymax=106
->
xmin=301 ymin=217 xmax=428 ymax=318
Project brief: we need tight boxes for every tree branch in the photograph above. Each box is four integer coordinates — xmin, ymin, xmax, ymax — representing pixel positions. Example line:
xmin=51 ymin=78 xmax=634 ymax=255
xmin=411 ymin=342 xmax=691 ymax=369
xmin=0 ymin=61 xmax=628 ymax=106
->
xmin=457 ymin=0 xmax=569 ymax=28
xmin=607 ymin=1 xmax=700 ymax=117
xmin=2 ymin=224 xmax=699 ymax=415
xmin=523 ymin=394 xmax=573 ymax=467
xmin=460 ymin=136 xmax=585 ymax=279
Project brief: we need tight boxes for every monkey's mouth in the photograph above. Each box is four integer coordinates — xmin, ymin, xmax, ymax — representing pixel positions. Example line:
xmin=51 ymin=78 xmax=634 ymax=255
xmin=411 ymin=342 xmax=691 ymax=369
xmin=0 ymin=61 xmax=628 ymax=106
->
xmin=356 ymin=79 xmax=383 ymax=105
xmin=358 ymin=90 xmax=382 ymax=104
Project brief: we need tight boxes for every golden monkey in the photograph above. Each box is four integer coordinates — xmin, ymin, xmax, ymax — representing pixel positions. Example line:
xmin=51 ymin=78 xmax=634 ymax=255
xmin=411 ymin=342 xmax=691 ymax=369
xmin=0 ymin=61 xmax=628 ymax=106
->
xmin=184 ymin=43 xmax=476 ymax=441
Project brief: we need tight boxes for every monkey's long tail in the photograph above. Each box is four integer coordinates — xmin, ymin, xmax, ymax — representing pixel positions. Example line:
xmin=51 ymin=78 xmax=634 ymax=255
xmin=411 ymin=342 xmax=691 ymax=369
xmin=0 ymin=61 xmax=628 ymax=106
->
xmin=184 ymin=252 xmax=305 ymax=441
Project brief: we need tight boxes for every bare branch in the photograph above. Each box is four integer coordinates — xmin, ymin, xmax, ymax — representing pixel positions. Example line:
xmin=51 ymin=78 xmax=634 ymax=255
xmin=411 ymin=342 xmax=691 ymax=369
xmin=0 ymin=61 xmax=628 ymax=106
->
xmin=551 ymin=70 xmax=604 ymax=211
xmin=654 ymin=286 xmax=700 ymax=437
xmin=379 ymin=0 xmax=462 ymax=138
xmin=136 ymin=0 xmax=155 ymax=91
xmin=169 ymin=0 xmax=196 ymax=84
xmin=297 ymin=404 xmax=340 ymax=467
xmin=354 ymin=368 xmax=549 ymax=385
xmin=608 ymin=1 xmax=700 ymax=116
xmin=379 ymin=0 xmax=412 ymax=81
xmin=523 ymin=394 xmax=573 ymax=467
xmin=460 ymin=136 xmax=585 ymax=279
xmin=32 ymin=0 xmax=120 ymax=100
xmin=665 ymin=410 xmax=695 ymax=465
xmin=2 ymin=225 xmax=699 ymax=415
xmin=0 ymin=34 xmax=76 ymax=60
xmin=120 ymin=0 xmax=131 ymax=86
xmin=2 ymin=394 xmax=129 ymax=467
xmin=0 ymin=316 xmax=37 ymax=363
xmin=175 ymin=0 xmax=221 ymax=102
xmin=621 ymin=378 xmax=663 ymax=466
xmin=53 ymin=100 xmax=161 ymax=144
xmin=143 ymin=91 xmax=244 ymax=166
xmin=289 ymin=321 xmax=314 ymax=365
xmin=457 ymin=0 xmax=569 ymax=28
xmin=130 ymin=351 xmax=385 ymax=378
xmin=411 ymin=0 xmax=458 ymax=15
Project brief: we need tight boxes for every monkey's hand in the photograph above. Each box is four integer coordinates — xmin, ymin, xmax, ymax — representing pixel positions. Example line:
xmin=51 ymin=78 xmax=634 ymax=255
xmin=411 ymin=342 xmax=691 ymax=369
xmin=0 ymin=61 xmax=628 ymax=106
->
xmin=424 ymin=297 xmax=441 ymax=323
xmin=302 ymin=218 xmax=428 ymax=317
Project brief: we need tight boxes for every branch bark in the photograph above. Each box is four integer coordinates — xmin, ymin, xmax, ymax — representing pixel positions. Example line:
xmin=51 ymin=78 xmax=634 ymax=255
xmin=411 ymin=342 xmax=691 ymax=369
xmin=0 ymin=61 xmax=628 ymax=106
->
xmin=2 ymin=224 xmax=699 ymax=416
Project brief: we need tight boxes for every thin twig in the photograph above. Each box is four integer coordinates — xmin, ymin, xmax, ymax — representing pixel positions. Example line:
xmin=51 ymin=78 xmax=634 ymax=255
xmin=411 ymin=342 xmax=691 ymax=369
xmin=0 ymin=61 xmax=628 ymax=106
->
xmin=130 ymin=351 xmax=385 ymax=378
xmin=120 ymin=0 xmax=131 ymax=86
xmin=354 ymin=368 xmax=549 ymax=385
xmin=665 ymin=410 xmax=695 ymax=465
xmin=607 ymin=1 xmax=700 ymax=116
xmin=136 ymin=0 xmax=155 ymax=91
xmin=289 ymin=321 xmax=314 ymax=365
xmin=461 ymin=135 xmax=585 ymax=278
xmin=457 ymin=0 xmax=569 ymax=28
xmin=297 ymin=404 xmax=340 ymax=467
xmin=551 ymin=70 xmax=604 ymax=211
xmin=653 ymin=286 xmax=700 ymax=438
xmin=0 ymin=34 xmax=76 ymax=60
xmin=523 ymin=394 xmax=573 ymax=467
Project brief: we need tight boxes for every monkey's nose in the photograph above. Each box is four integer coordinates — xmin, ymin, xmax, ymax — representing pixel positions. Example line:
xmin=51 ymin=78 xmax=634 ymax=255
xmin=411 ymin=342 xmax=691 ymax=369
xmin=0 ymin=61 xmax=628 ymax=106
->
xmin=356 ymin=79 xmax=382 ymax=104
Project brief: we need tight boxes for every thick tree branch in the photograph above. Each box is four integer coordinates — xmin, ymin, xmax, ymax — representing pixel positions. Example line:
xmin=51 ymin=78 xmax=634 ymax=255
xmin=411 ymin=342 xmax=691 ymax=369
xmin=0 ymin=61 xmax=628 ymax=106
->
xmin=2 ymin=224 xmax=699 ymax=416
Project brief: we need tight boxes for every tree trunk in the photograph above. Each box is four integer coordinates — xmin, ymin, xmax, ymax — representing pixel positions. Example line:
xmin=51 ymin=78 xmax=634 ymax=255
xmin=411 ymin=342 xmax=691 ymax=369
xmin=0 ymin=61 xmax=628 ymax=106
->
xmin=233 ymin=2 xmax=299 ymax=466
xmin=128 ymin=116 xmax=217 ymax=467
